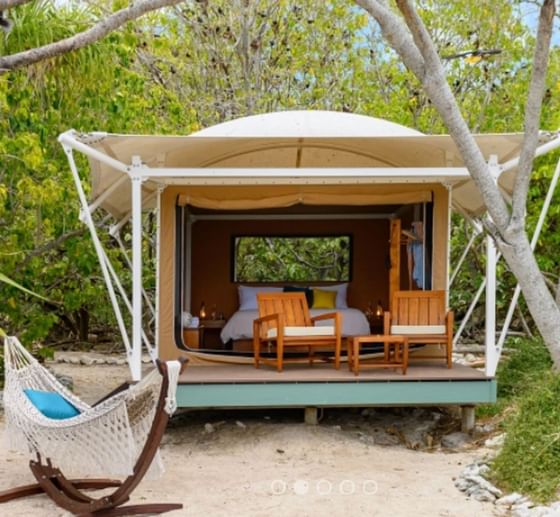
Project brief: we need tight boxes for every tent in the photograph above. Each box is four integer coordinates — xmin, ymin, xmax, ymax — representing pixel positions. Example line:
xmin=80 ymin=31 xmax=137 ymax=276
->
xmin=59 ymin=110 xmax=560 ymax=416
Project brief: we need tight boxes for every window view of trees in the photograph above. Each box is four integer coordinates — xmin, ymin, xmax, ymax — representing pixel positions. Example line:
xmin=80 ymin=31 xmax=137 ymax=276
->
xmin=233 ymin=236 xmax=351 ymax=283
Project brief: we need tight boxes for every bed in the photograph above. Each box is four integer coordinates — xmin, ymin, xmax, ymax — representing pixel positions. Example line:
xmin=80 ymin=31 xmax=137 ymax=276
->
xmin=220 ymin=307 xmax=371 ymax=343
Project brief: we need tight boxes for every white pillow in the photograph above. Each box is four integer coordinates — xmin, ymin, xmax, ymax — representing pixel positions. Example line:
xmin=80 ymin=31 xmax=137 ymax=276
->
xmin=238 ymin=285 xmax=283 ymax=311
xmin=311 ymin=283 xmax=348 ymax=309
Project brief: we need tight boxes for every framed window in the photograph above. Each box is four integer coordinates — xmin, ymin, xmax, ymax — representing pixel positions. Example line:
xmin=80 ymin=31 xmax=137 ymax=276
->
xmin=232 ymin=235 xmax=352 ymax=283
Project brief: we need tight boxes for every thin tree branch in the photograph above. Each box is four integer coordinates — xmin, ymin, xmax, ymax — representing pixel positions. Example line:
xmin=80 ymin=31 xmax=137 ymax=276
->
xmin=356 ymin=0 xmax=511 ymax=232
xmin=397 ymin=0 xmax=511 ymax=228
xmin=510 ymin=0 xmax=555 ymax=229
xmin=0 ymin=0 xmax=185 ymax=73
xmin=0 ymin=0 xmax=30 ymax=10
xmin=15 ymin=227 xmax=87 ymax=273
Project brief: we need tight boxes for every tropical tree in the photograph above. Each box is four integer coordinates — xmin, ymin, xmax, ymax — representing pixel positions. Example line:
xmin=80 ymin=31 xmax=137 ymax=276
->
xmin=354 ymin=0 xmax=560 ymax=367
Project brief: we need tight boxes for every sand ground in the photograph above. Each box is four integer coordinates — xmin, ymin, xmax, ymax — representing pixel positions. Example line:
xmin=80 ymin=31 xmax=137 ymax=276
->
xmin=0 ymin=362 xmax=498 ymax=517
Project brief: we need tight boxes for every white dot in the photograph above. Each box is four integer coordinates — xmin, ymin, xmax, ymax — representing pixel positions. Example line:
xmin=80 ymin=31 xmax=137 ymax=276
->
xmin=271 ymin=479 xmax=287 ymax=495
xmin=339 ymin=479 xmax=356 ymax=495
xmin=363 ymin=480 xmax=378 ymax=495
xmin=316 ymin=479 xmax=332 ymax=496
xmin=293 ymin=479 xmax=309 ymax=495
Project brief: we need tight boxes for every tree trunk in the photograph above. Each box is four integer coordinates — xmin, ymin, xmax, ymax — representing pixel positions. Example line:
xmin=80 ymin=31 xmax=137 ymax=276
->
xmin=77 ymin=308 xmax=90 ymax=343
xmin=499 ymin=231 xmax=560 ymax=368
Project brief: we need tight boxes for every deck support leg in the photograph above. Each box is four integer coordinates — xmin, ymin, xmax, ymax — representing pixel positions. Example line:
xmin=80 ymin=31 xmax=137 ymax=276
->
xmin=461 ymin=405 xmax=476 ymax=433
xmin=304 ymin=407 xmax=318 ymax=425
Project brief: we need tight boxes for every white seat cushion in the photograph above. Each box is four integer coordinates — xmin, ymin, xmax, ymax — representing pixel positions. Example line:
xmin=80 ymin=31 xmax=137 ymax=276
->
xmin=391 ymin=325 xmax=446 ymax=335
xmin=266 ymin=326 xmax=335 ymax=339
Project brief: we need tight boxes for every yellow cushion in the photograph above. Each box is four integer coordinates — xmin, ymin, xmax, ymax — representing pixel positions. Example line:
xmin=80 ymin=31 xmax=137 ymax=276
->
xmin=312 ymin=289 xmax=337 ymax=309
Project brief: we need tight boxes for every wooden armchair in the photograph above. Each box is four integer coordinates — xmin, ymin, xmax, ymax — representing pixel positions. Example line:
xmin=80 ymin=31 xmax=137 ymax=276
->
xmin=384 ymin=290 xmax=454 ymax=368
xmin=253 ymin=292 xmax=342 ymax=372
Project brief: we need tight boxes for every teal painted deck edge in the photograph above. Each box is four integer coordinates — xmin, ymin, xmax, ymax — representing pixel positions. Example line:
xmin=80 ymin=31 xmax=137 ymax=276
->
xmin=176 ymin=380 xmax=497 ymax=408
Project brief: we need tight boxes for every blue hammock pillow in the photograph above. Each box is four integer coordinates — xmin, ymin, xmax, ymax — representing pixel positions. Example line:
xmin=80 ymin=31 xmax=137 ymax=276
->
xmin=24 ymin=389 xmax=80 ymax=420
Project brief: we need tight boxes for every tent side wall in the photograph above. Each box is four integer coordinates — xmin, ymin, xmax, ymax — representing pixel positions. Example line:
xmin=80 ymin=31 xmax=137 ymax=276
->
xmin=157 ymin=184 xmax=450 ymax=361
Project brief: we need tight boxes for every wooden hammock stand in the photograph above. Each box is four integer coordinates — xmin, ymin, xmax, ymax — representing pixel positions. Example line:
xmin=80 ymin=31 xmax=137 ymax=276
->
xmin=0 ymin=359 xmax=187 ymax=516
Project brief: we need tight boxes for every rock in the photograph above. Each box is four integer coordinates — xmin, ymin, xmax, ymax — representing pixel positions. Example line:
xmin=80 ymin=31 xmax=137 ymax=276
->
xmin=478 ymin=464 xmax=490 ymax=476
xmin=441 ymin=432 xmax=470 ymax=449
xmin=372 ymin=429 xmax=400 ymax=446
xmin=55 ymin=374 xmax=74 ymax=391
xmin=474 ymin=423 xmax=495 ymax=435
xmin=464 ymin=475 xmax=502 ymax=498
xmin=204 ymin=423 xmax=214 ymax=434
xmin=485 ymin=434 xmax=506 ymax=448
xmin=331 ymin=425 xmax=342 ymax=431
xmin=236 ymin=420 xmax=246 ymax=429
xmin=79 ymin=356 xmax=94 ymax=366
xmin=512 ymin=504 xmax=533 ymax=517
xmin=431 ymin=411 xmax=443 ymax=421
xmin=454 ymin=478 xmax=471 ymax=492
xmin=465 ymin=353 xmax=477 ymax=363
xmin=0 ymin=390 xmax=3 ymax=410
xmin=361 ymin=408 xmax=375 ymax=417
xmin=116 ymin=358 xmax=127 ymax=366
xmin=471 ymin=488 xmax=497 ymax=502
xmin=496 ymin=493 xmax=524 ymax=506
xmin=67 ymin=356 xmax=80 ymax=365
xmin=461 ymin=463 xmax=483 ymax=477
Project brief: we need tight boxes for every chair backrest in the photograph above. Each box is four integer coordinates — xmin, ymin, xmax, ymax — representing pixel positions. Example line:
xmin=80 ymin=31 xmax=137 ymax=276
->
xmin=256 ymin=292 xmax=312 ymax=335
xmin=392 ymin=290 xmax=446 ymax=325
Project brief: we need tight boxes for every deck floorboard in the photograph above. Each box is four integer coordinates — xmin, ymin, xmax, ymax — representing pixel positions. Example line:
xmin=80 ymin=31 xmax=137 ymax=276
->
xmin=179 ymin=361 xmax=489 ymax=384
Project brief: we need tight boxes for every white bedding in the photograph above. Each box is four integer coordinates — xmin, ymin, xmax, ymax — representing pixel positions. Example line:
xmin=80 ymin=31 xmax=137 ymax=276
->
xmin=220 ymin=308 xmax=371 ymax=343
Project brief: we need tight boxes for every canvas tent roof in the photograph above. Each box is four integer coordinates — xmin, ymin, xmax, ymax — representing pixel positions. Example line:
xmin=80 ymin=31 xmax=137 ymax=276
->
xmin=67 ymin=110 xmax=557 ymax=219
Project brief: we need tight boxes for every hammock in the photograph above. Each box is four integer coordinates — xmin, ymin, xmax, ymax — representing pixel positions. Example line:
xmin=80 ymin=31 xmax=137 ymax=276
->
xmin=1 ymin=336 xmax=185 ymax=516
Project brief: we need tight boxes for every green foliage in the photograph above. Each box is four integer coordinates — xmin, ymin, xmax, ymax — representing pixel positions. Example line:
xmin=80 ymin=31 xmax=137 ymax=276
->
xmin=234 ymin=236 xmax=351 ymax=283
xmin=491 ymin=339 xmax=560 ymax=501
xmin=1 ymin=0 xmax=559 ymax=353
xmin=474 ymin=338 xmax=560 ymax=501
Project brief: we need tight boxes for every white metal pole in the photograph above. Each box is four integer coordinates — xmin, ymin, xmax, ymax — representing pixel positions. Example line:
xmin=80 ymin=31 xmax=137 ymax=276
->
xmin=500 ymin=134 xmax=560 ymax=173
xmin=99 ymin=246 xmax=154 ymax=357
xmin=186 ymin=209 xmax=193 ymax=313
xmin=59 ymin=131 xmax=129 ymax=174
xmin=155 ymin=187 xmax=163 ymax=358
xmin=449 ymin=231 xmax=479 ymax=287
xmin=60 ymin=145 xmax=132 ymax=356
xmin=485 ymin=234 xmax=497 ymax=376
xmin=496 ymin=157 xmax=560 ymax=353
xmin=130 ymin=163 xmax=143 ymax=381
xmin=88 ymin=175 xmax=128 ymax=214
xmin=114 ymin=233 xmax=155 ymax=318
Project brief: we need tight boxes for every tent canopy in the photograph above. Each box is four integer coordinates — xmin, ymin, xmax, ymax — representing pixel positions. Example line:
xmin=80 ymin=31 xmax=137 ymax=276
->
xmin=69 ymin=110 xmax=557 ymax=219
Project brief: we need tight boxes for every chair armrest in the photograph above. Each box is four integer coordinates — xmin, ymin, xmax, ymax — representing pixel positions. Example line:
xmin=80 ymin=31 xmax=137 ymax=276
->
xmin=310 ymin=312 xmax=338 ymax=323
xmin=446 ymin=310 xmax=454 ymax=336
xmin=254 ymin=313 xmax=282 ymax=325
xmin=383 ymin=311 xmax=391 ymax=334
xmin=311 ymin=312 xmax=341 ymax=335
xmin=253 ymin=313 xmax=283 ymax=339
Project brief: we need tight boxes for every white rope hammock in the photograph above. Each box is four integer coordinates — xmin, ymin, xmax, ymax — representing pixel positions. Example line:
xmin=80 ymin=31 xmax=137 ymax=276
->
xmin=3 ymin=336 xmax=181 ymax=478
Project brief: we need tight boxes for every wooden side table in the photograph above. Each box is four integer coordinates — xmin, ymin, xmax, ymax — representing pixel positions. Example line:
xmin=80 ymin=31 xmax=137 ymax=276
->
xmin=198 ymin=319 xmax=226 ymax=349
xmin=347 ymin=335 xmax=409 ymax=376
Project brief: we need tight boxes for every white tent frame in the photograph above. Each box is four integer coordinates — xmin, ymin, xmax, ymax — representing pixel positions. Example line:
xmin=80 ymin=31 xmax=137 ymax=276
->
xmin=59 ymin=129 xmax=560 ymax=381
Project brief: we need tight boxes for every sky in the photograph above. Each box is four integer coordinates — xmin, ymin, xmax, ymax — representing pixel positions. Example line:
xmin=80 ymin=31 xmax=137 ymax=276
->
xmin=520 ymin=1 xmax=560 ymax=46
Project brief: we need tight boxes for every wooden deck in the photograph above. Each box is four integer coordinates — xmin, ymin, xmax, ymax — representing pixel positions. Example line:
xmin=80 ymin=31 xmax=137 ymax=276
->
xmin=175 ymin=361 xmax=495 ymax=409
xmin=179 ymin=361 xmax=488 ymax=384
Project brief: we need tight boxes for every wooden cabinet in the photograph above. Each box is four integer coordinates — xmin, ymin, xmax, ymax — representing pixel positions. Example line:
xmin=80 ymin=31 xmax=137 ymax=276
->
xmin=183 ymin=327 xmax=202 ymax=349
